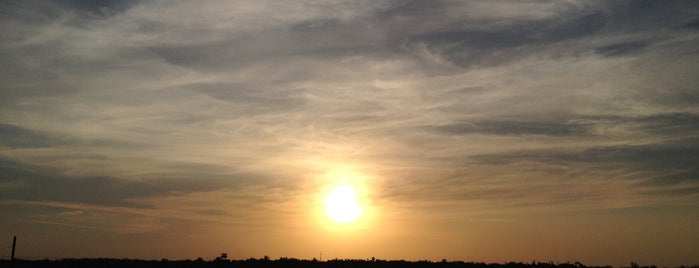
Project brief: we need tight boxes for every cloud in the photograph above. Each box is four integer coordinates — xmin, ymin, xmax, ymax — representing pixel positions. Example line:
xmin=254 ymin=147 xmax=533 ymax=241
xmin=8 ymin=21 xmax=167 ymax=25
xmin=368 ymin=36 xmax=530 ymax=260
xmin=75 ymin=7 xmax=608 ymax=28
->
xmin=681 ymin=18 xmax=699 ymax=30
xmin=0 ymin=123 xmax=70 ymax=148
xmin=595 ymin=40 xmax=652 ymax=57
xmin=0 ymin=157 xmax=257 ymax=208
xmin=427 ymin=120 xmax=590 ymax=137
xmin=1 ymin=0 xmax=699 ymax=262
xmin=184 ymin=82 xmax=306 ymax=112
xmin=620 ymin=113 xmax=699 ymax=136
xmin=470 ymin=139 xmax=699 ymax=187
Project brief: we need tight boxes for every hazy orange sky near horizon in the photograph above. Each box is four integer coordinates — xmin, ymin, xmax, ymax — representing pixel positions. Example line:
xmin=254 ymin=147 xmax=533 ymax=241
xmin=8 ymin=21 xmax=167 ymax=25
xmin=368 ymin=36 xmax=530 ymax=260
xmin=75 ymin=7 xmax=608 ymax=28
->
xmin=1 ymin=1 xmax=699 ymax=267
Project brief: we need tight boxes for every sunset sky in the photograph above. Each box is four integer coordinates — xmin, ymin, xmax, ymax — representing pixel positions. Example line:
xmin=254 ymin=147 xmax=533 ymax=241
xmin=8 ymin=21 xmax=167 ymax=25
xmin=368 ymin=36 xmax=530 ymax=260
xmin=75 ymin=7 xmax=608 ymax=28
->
xmin=1 ymin=1 xmax=699 ymax=266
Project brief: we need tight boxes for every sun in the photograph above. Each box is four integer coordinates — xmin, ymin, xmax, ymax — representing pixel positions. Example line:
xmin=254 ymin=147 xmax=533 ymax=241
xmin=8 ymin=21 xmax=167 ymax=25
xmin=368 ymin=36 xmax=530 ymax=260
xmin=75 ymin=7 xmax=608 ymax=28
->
xmin=324 ymin=185 xmax=363 ymax=224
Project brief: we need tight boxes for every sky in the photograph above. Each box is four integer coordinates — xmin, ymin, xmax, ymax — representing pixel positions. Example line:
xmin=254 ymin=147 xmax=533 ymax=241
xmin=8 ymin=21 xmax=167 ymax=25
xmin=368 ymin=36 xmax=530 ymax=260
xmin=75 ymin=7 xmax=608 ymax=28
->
xmin=1 ymin=0 xmax=699 ymax=266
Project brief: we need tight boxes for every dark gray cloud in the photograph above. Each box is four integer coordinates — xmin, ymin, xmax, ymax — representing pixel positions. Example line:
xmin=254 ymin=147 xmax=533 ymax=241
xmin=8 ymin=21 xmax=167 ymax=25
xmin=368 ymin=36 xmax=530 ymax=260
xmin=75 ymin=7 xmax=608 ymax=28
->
xmin=631 ymin=113 xmax=699 ymax=135
xmin=471 ymin=139 xmax=699 ymax=187
xmin=146 ymin=22 xmax=385 ymax=72
xmin=595 ymin=40 xmax=652 ymax=57
xmin=0 ymin=159 xmax=158 ymax=208
xmin=52 ymin=0 xmax=139 ymax=15
xmin=546 ymin=13 xmax=608 ymax=41
xmin=605 ymin=1 xmax=699 ymax=31
xmin=382 ymin=4 xmax=609 ymax=67
xmin=0 ymin=123 xmax=145 ymax=150
xmin=427 ymin=112 xmax=699 ymax=138
xmin=185 ymin=82 xmax=306 ymax=112
xmin=0 ymin=123 xmax=69 ymax=148
xmin=682 ymin=18 xmax=699 ymax=30
xmin=428 ymin=120 xmax=590 ymax=137
xmin=0 ymin=157 xmax=261 ymax=207
xmin=378 ymin=1 xmax=699 ymax=69
xmin=412 ymin=29 xmax=533 ymax=50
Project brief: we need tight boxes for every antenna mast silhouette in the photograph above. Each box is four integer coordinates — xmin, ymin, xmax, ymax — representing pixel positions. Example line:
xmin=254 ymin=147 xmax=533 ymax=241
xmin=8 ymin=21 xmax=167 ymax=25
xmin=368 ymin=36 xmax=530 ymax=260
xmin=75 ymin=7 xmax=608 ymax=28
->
xmin=11 ymin=236 xmax=16 ymax=261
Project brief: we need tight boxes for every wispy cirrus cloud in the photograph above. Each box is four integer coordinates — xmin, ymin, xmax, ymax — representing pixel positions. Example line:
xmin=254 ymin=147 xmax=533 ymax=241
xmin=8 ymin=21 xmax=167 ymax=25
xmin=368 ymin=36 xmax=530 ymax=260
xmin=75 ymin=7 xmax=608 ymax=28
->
xmin=1 ymin=0 xmax=699 ymax=264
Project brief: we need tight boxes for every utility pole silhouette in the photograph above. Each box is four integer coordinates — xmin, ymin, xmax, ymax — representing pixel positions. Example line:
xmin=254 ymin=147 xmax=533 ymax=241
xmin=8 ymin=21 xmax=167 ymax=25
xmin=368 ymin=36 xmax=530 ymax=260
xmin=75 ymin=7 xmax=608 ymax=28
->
xmin=11 ymin=236 xmax=16 ymax=261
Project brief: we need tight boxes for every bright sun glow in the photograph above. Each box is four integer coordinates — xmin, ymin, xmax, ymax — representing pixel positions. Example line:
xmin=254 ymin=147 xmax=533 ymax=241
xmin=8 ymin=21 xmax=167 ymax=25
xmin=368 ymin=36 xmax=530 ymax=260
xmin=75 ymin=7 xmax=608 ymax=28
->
xmin=325 ymin=185 xmax=363 ymax=224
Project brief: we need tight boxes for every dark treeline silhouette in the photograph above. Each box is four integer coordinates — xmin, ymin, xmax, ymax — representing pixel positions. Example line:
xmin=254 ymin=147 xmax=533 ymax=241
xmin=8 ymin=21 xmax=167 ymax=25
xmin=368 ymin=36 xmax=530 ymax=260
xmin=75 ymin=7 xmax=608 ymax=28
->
xmin=1 ymin=257 xmax=697 ymax=268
